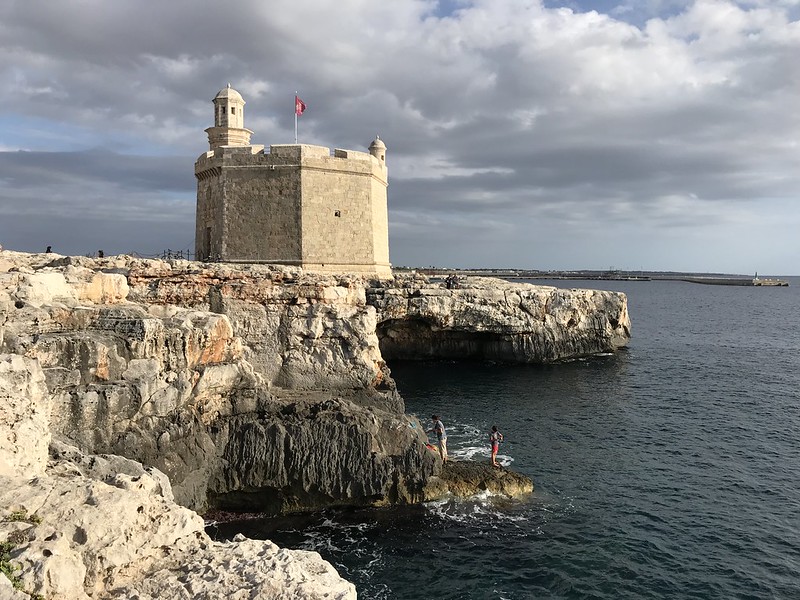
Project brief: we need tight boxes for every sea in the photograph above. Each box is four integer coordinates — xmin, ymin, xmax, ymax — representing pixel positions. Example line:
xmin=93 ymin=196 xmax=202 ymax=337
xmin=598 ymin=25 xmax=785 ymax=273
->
xmin=212 ymin=277 xmax=800 ymax=599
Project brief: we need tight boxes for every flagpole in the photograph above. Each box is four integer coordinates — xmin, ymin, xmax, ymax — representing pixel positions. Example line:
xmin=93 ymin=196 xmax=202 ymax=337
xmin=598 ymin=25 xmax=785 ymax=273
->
xmin=294 ymin=91 xmax=298 ymax=143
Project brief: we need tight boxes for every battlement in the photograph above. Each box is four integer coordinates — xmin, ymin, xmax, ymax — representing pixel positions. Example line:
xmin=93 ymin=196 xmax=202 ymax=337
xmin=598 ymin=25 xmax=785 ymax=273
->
xmin=195 ymin=143 xmax=386 ymax=183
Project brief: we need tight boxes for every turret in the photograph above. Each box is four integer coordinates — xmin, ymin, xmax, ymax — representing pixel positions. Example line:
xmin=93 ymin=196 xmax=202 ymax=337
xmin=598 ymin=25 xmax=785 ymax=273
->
xmin=205 ymin=84 xmax=253 ymax=149
xmin=369 ymin=135 xmax=386 ymax=164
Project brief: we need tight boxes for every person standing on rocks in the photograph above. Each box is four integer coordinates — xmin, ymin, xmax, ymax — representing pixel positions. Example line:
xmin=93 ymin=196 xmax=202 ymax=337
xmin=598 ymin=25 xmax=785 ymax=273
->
xmin=427 ymin=415 xmax=448 ymax=463
xmin=490 ymin=425 xmax=504 ymax=467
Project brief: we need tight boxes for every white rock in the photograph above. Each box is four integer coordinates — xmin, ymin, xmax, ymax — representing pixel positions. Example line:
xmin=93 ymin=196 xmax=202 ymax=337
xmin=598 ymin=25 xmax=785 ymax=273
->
xmin=76 ymin=272 xmax=130 ymax=304
xmin=12 ymin=272 xmax=77 ymax=307
xmin=0 ymin=457 xmax=355 ymax=599
xmin=0 ymin=354 xmax=51 ymax=477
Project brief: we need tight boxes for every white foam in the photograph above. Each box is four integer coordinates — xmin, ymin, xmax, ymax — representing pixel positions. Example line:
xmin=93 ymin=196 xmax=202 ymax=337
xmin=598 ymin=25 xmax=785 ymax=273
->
xmin=451 ymin=444 xmax=487 ymax=461
xmin=497 ymin=453 xmax=515 ymax=466
xmin=424 ymin=491 xmax=530 ymax=526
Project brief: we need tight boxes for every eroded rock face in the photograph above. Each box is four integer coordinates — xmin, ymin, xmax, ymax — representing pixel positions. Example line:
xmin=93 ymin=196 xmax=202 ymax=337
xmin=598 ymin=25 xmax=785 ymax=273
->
xmin=0 ymin=354 xmax=50 ymax=477
xmin=0 ymin=253 xmax=436 ymax=513
xmin=1 ymin=251 xmax=628 ymax=516
xmin=124 ymin=260 xmax=390 ymax=394
xmin=208 ymin=397 xmax=438 ymax=513
xmin=371 ymin=276 xmax=630 ymax=362
xmin=0 ymin=350 xmax=355 ymax=599
xmin=1 ymin=296 xmax=248 ymax=508
xmin=0 ymin=250 xmax=629 ymax=597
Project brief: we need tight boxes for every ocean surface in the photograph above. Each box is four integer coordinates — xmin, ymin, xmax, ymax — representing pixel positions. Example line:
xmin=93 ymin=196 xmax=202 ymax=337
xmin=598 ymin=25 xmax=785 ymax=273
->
xmin=213 ymin=277 xmax=800 ymax=599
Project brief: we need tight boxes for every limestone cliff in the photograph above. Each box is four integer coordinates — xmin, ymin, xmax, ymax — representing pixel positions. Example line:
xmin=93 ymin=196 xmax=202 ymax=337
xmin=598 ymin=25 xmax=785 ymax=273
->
xmin=0 ymin=249 xmax=629 ymax=597
xmin=1 ymin=251 xmax=627 ymax=517
xmin=372 ymin=275 xmax=630 ymax=362
xmin=0 ymin=353 xmax=356 ymax=599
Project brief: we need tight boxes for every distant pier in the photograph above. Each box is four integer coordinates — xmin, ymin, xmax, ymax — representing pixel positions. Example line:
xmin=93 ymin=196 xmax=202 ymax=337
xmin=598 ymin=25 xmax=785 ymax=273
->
xmin=675 ymin=276 xmax=789 ymax=287
xmin=406 ymin=268 xmax=789 ymax=287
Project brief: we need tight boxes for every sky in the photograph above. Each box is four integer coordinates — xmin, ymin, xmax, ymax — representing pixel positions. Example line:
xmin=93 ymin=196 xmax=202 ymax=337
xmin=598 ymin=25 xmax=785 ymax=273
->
xmin=0 ymin=0 xmax=798 ymax=274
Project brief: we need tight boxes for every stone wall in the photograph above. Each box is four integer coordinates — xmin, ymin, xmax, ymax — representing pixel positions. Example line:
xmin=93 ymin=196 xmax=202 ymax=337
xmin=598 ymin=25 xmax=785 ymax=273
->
xmin=195 ymin=146 xmax=303 ymax=263
xmin=195 ymin=163 xmax=224 ymax=261
xmin=298 ymin=146 xmax=389 ymax=272
xmin=371 ymin=173 xmax=391 ymax=267
xmin=195 ymin=143 xmax=390 ymax=274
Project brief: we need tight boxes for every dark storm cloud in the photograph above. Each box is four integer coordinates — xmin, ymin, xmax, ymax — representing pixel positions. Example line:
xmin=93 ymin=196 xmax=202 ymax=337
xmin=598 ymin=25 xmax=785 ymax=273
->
xmin=0 ymin=150 xmax=194 ymax=255
xmin=0 ymin=150 xmax=190 ymax=194
xmin=0 ymin=214 xmax=194 ymax=258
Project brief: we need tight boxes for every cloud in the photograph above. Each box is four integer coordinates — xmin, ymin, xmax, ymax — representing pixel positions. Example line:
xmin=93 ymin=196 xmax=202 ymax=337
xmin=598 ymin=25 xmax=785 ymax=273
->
xmin=0 ymin=150 xmax=194 ymax=255
xmin=0 ymin=0 xmax=798 ymax=273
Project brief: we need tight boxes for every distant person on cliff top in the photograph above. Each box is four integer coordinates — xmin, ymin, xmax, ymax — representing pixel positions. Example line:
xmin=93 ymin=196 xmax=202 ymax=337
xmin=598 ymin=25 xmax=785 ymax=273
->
xmin=46 ymin=245 xmax=52 ymax=253
xmin=427 ymin=415 xmax=448 ymax=463
xmin=489 ymin=425 xmax=504 ymax=467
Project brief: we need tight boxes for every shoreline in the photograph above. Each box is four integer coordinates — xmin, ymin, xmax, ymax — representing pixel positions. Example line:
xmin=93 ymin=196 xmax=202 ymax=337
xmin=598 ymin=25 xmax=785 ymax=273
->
xmin=1 ymin=251 xmax=624 ymax=598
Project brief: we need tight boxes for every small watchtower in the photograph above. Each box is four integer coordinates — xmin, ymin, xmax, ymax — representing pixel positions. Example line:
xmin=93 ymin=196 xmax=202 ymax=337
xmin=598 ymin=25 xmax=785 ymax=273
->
xmin=369 ymin=136 xmax=386 ymax=163
xmin=205 ymin=84 xmax=253 ymax=149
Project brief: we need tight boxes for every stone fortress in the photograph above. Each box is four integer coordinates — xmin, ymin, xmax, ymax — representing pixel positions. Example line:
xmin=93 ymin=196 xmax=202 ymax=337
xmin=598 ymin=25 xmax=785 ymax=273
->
xmin=195 ymin=85 xmax=391 ymax=275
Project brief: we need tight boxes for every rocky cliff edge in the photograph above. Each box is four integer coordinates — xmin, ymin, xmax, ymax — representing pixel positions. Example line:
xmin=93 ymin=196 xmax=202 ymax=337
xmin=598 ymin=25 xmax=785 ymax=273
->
xmin=0 ymin=251 xmax=629 ymax=595
xmin=1 ymin=252 xmax=627 ymax=515
xmin=0 ymin=353 xmax=356 ymax=600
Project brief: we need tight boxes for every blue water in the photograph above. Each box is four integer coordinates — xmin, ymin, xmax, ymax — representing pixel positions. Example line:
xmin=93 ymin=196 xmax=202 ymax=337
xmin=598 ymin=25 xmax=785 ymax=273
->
xmin=214 ymin=278 xmax=800 ymax=599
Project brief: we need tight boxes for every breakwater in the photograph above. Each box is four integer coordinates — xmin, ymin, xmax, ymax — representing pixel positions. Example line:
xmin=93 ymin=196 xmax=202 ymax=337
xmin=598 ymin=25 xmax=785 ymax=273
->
xmin=412 ymin=268 xmax=790 ymax=287
xmin=668 ymin=276 xmax=789 ymax=286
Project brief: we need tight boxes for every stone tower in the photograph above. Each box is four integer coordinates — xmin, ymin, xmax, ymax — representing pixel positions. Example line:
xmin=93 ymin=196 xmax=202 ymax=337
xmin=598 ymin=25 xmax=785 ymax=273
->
xmin=195 ymin=86 xmax=391 ymax=275
xmin=204 ymin=84 xmax=253 ymax=149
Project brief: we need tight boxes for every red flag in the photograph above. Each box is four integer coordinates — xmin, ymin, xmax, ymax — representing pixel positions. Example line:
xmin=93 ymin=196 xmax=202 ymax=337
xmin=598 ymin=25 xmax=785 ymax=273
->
xmin=295 ymin=95 xmax=307 ymax=116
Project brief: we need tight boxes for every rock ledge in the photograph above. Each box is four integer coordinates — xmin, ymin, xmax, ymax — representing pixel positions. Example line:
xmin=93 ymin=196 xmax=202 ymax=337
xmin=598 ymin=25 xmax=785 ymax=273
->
xmin=434 ymin=460 xmax=534 ymax=499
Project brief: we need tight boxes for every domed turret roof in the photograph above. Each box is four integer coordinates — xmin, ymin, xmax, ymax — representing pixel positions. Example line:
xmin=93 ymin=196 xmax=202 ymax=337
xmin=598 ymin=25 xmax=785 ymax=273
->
xmin=369 ymin=136 xmax=386 ymax=150
xmin=215 ymin=83 xmax=244 ymax=102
